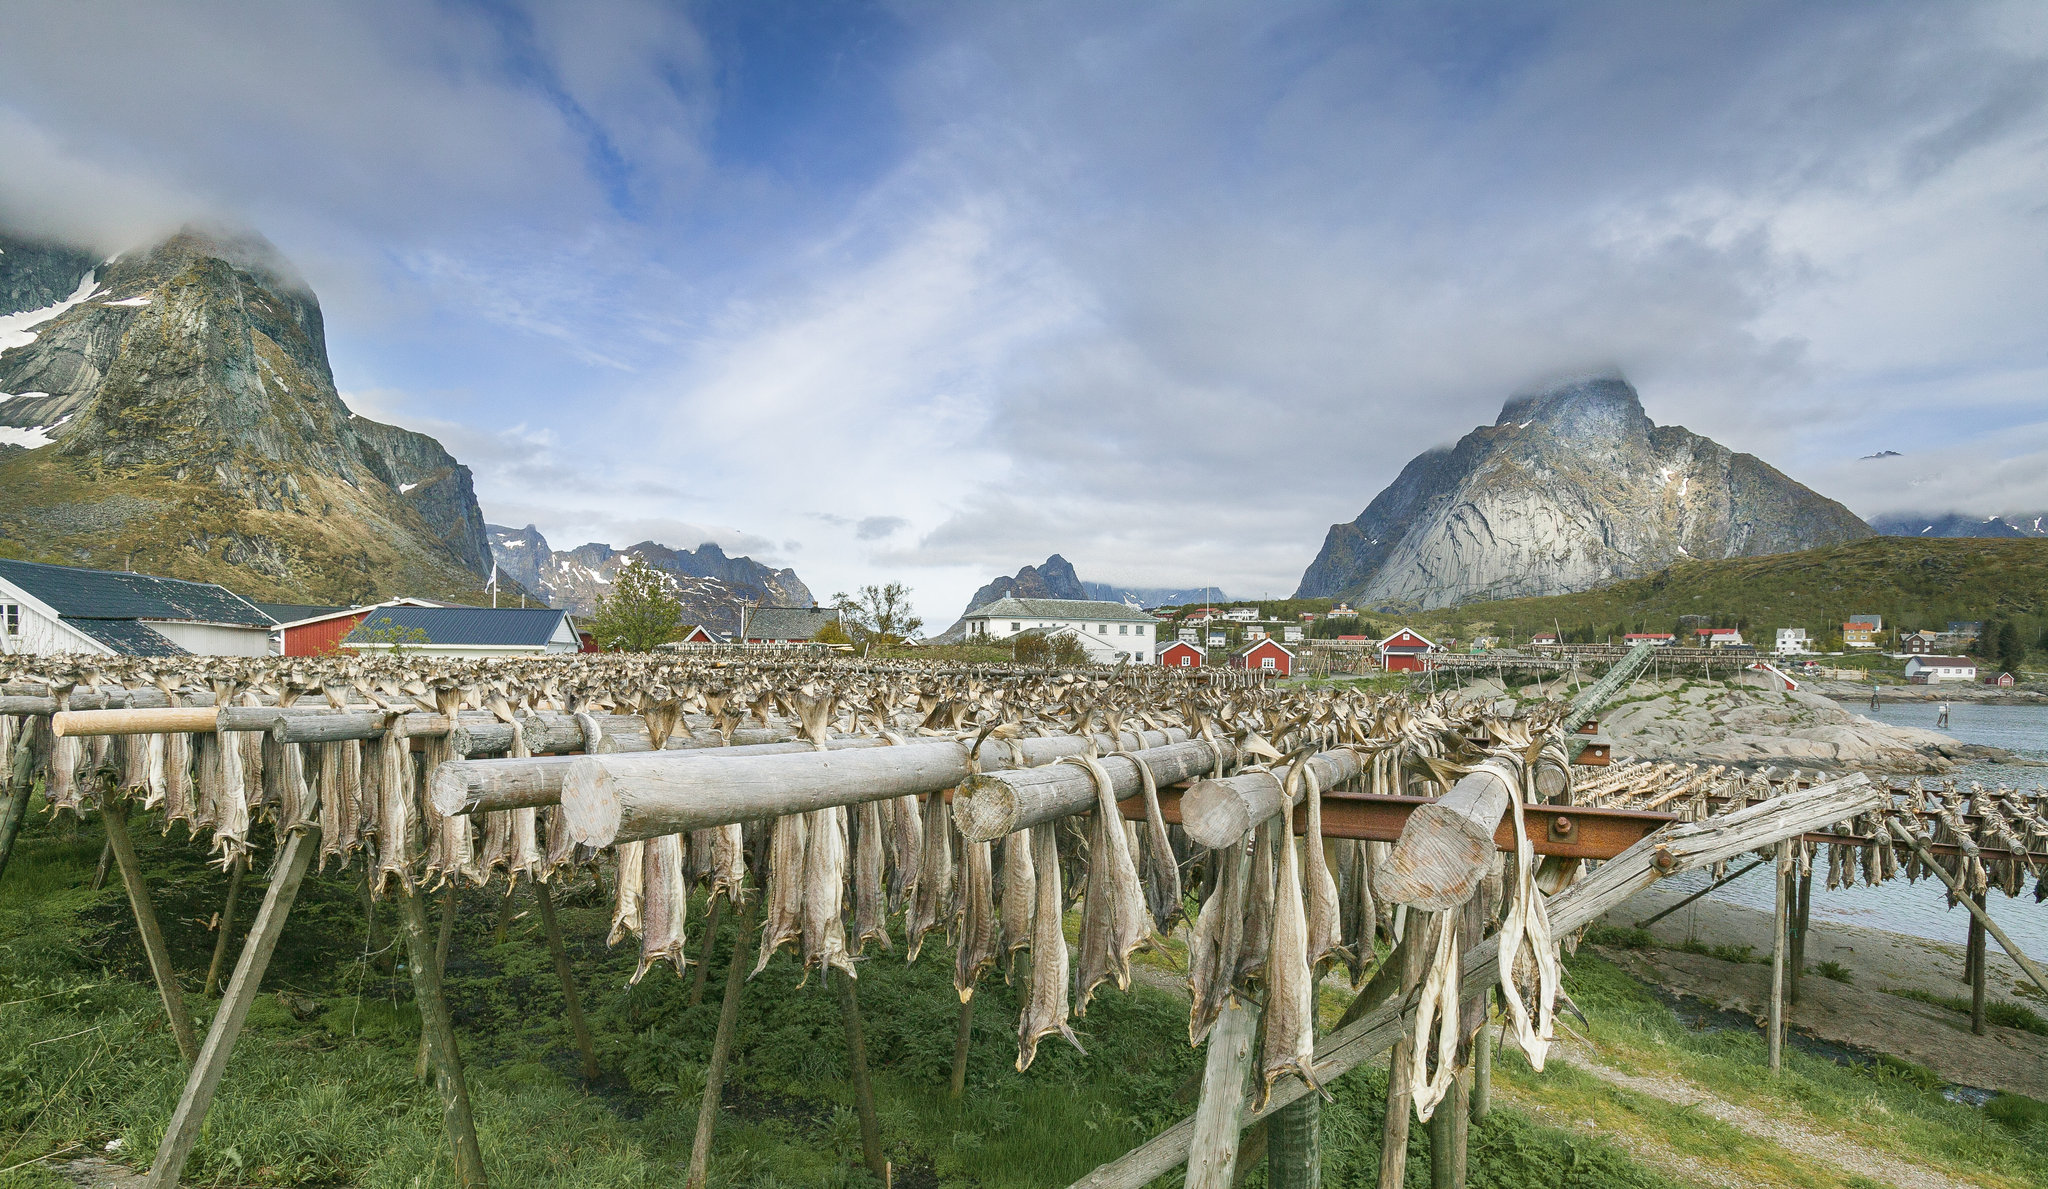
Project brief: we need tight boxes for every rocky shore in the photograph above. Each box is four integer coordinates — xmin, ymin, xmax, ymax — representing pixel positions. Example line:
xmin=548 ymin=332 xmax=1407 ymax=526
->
xmin=1809 ymin=678 xmax=2048 ymax=705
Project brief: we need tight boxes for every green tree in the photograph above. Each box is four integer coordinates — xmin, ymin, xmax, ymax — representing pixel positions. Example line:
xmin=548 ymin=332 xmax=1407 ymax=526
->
xmin=832 ymin=582 xmax=924 ymax=648
xmin=1996 ymin=620 xmax=2025 ymax=675
xmin=348 ymin=619 xmax=432 ymax=656
xmin=584 ymin=557 xmax=684 ymax=652
xmin=1012 ymin=628 xmax=1091 ymax=667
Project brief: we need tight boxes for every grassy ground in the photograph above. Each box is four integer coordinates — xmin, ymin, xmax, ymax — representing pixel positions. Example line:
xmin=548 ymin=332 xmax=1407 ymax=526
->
xmin=4 ymin=803 xmax=2043 ymax=1188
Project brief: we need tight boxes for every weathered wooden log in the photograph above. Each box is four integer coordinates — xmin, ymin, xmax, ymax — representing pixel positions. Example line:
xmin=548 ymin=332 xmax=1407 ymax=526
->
xmin=1 ymin=688 xmax=219 ymax=714
xmin=1769 ymin=839 xmax=1790 ymax=1073
xmin=1066 ymin=773 xmax=1885 ymax=1189
xmin=1177 ymin=749 xmax=1366 ymax=849
xmin=102 ymin=798 xmax=199 ymax=1064
xmin=952 ymin=738 xmax=1229 ymax=843
xmin=53 ymin=706 xmax=222 ymax=737
xmin=563 ymin=729 xmax=1184 ymax=847
xmin=1372 ymin=762 xmax=1517 ymax=912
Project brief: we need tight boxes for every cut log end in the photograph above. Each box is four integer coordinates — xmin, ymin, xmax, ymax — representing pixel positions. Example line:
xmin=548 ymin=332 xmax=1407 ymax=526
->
xmin=953 ymin=774 xmax=1020 ymax=844
xmin=561 ymin=760 xmax=621 ymax=849
xmin=1372 ymin=802 xmax=1494 ymax=912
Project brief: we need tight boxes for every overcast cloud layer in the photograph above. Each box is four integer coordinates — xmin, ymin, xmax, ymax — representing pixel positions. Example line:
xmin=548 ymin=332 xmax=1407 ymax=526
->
xmin=1 ymin=1 xmax=2043 ymax=625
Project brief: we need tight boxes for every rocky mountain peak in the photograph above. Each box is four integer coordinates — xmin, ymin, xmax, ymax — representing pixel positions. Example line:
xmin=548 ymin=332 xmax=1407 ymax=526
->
xmin=1495 ymin=374 xmax=1652 ymax=440
xmin=485 ymin=524 xmax=812 ymax=628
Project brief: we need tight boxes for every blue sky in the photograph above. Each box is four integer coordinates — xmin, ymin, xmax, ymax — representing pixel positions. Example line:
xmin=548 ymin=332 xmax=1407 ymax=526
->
xmin=1 ymin=0 xmax=2044 ymax=625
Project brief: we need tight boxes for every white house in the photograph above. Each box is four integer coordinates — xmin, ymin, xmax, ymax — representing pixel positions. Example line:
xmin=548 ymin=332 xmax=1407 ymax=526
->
xmin=0 ymin=558 xmax=274 ymax=657
xmin=958 ymin=597 xmax=1157 ymax=663
xmin=1903 ymin=655 xmax=1976 ymax=684
xmin=1177 ymin=626 xmax=1201 ymax=644
xmin=1245 ymin=625 xmax=1268 ymax=641
xmin=1281 ymin=624 xmax=1304 ymax=643
xmin=1774 ymin=628 xmax=1812 ymax=656
xmin=1224 ymin=607 xmax=1259 ymax=623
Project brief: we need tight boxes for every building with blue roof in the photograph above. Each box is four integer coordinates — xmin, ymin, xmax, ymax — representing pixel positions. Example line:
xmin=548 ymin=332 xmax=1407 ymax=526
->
xmin=342 ymin=605 xmax=584 ymax=657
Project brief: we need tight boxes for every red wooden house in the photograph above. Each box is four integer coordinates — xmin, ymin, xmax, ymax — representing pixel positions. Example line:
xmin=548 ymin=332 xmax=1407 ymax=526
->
xmin=1231 ymin=638 xmax=1293 ymax=676
xmin=1158 ymin=640 xmax=1204 ymax=668
xmin=273 ymin=598 xmax=443 ymax=657
xmin=1377 ymin=628 xmax=1437 ymax=673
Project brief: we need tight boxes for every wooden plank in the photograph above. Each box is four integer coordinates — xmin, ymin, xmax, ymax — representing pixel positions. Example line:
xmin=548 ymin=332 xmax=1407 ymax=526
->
xmin=1186 ymin=997 xmax=1258 ymax=1189
xmin=396 ymin=883 xmax=489 ymax=1186
xmin=101 ymin=798 xmax=199 ymax=1064
xmin=143 ymin=825 xmax=321 ymax=1189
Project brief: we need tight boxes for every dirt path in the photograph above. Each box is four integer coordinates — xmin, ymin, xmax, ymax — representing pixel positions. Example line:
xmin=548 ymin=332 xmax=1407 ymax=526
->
xmin=1537 ymin=1041 xmax=1984 ymax=1189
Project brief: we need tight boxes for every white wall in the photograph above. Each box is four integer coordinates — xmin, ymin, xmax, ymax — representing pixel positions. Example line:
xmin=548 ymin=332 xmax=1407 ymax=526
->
xmin=0 ymin=600 xmax=107 ymax=656
xmin=148 ymin=621 xmax=272 ymax=657
xmin=966 ymin=612 xmax=1152 ymax=658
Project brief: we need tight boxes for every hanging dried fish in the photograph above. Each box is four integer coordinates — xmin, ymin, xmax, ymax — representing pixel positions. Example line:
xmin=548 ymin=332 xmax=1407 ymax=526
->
xmin=887 ymin=792 xmax=924 ymax=913
xmin=997 ymin=828 xmax=1035 ymax=981
xmin=160 ymin=730 xmax=195 ymax=830
xmin=1257 ymin=797 xmax=1319 ymax=1108
xmin=905 ymin=791 xmax=954 ymax=963
xmin=370 ymin=716 xmax=413 ymax=893
xmin=1016 ymin=821 xmax=1083 ymax=1070
xmin=1295 ymin=760 xmax=1342 ymax=973
xmin=707 ymin=823 xmax=746 ymax=903
xmin=800 ymin=806 xmax=855 ymax=982
xmin=852 ymin=799 xmax=892 ymax=953
xmin=633 ymin=833 xmax=690 ymax=983
xmin=1235 ymin=817 xmax=1277 ymax=986
xmin=1131 ymin=753 xmax=1182 ymax=931
xmin=955 ymin=837 xmax=999 ymax=999
xmin=316 ymin=741 xmax=361 ymax=870
xmin=751 ymin=813 xmax=808 ymax=975
xmin=608 ymin=839 xmax=646 ymax=945
xmin=1409 ymin=907 xmax=1463 ymax=1121
xmin=1071 ymin=754 xmax=1151 ymax=1014
xmin=1186 ymin=840 xmax=1249 ymax=1045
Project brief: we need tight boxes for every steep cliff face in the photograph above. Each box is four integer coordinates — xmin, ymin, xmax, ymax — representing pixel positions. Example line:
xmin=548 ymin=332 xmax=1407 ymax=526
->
xmin=1296 ymin=376 xmax=1873 ymax=608
xmin=486 ymin=524 xmax=811 ymax=631
xmin=0 ymin=225 xmax=500 ymax=605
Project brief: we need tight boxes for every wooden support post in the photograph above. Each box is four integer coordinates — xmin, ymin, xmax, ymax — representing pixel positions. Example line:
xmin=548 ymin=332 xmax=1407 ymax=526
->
xmin=1373 ymin=765 xmax=1516 ymax=912
xmin=1769 ymin=839 xmax=1789 ymax=1074
xmin=1788 ymin=867 xmax=1811 ymax=1007
xmin=1469 ymin=1006 xmax=1491 ymax=1125
xmin=1379 ymin=913 xmax=1436 ymax=1189
xmin=836 ymin=971 xmax=888 ymax=1184
xmin=1963 ymin=908 xmax=1981 ymax=984
xmin=102 ymin=797 xmax=198 ymax=1064
xmin=687 ymin=894 xmax=723 ymax=1007
xmin=1267 ymin=1093 xmax=1319 ymax=1189
xmin=688 ymin=896 xmax=758 ymax=1189
xmin=418 ymin=884 xmax=461 ymax=1082
xmin=396 ymin=882 xmax=489 ymax=1187
xmin=0 ymin=768 xmax=32 ymax=885
xmin=949 ymin=994 xmax=975 ymax=1099
xmin=143 ymin=824 xmax=321 ymax=1189
xmin=534 ymin=878 xmax=599 ymax=1080
xmin=91 ymin=839 xmax=113 ymax=890
xmin=203 ymin=855 xmax=247 ymax=997
xmin=1970 ymin=894 xmax=1988 ymax=1036
xmin=1185 ymin=996 xmax=1257 ymax=1189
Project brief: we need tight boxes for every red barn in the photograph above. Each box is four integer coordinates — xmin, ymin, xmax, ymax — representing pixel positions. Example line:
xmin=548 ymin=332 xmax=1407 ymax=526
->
xmin=1231 ymin=638 xmax=1293 ymax=676
xmin=1377 ymin=628 xmax=1437 ymax=673
xmin=1158 ymin=640 xmax=1204 ymax=668
xmin=272 ymin=598 xmax=449 ymax=657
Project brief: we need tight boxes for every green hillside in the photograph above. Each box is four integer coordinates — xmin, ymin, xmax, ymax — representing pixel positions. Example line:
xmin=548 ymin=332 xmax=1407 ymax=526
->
xmin=1389 ymin=537 xmax=2048 ymax=652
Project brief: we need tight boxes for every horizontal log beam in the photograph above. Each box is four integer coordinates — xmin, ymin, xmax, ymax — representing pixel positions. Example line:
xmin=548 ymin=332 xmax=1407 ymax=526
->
xmin=563 ymin=729 xmax=1184 ymax=846
xmin=52 ymin=707 xmax=222 ymax=737
xmin=1068 ymin=772 xmax=1883 ymax=1189
xmin=953 ymin=739 xmax=1233 ymax=842
xmin=1175 ymin=749 xmax=1367 ymax=849
xmin=1130 ymin=790 xmax=1671 ymax=859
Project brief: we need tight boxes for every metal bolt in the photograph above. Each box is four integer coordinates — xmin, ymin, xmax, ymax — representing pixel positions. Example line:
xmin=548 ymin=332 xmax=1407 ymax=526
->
xmin=1553 ymin=815 xmax=1574 ymax=835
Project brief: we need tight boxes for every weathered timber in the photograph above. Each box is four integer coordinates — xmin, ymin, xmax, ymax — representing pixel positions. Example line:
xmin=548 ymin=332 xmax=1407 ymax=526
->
xmin=1175 ymin=749 xmax=1366 ymax=849
xmin=1185 ymin=997 xmax=1258 ymax=1189
xmin=1372 ymin=763 xmax=1516 ymax=913
xmin=563 ymin=729 xmax=1184 ymax=847
xmin=952 ymin=737 xmax=1229 ymax=843
xmin=53 ymin=707 xmax=222 ymax=737
xmin=102 ymin=798 xmax=199 ymax=1064
xmin=687 ymin=895 xmax=758 ymax=1189
xmin=1769 ymin=839 xmax=1789 ymax=1073
xmin=533 ymin=879 xmax=599 ymax=1079
xmin=1066 ymin=773 xmax=1885 ymax=1189
xmin=837 ymin=972 xmax=888 ymax=1184
xmin=1887 ymin=817 xmax=2048 ymax=1001
xmin=203 ymin=855 xmax=247 ymax=998
xmin=143 ymin=824 xmax=321 ymax=1189
xmin=0 ymin=688 xmax=219 ymax=715
xmin=397 ymin=883 xmax=489 ymax=1186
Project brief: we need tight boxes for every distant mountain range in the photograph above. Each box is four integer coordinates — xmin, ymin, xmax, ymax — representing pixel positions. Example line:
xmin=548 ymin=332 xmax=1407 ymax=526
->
xmin=1869 ymin=512 xmax=2048 ymax=539
xmin=1295 ymin=375 xmax=1874 ymax=609
xmin=929 ymin=553 xmax=1224 ymax=641
xmin=487 ymin=524 xmax=811 ymax=632
xmin=0 ymin=225 xmax=506 ymax=605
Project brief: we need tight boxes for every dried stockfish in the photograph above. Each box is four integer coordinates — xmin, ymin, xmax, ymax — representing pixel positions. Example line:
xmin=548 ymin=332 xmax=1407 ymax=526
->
xmin=905 ymin=792 xmax=954 ymax=963
xmin=316 ymin=741 xmax=361 ymax=870
xmin=997 ymin=828 xmax=1035 ymax=981
xmin=852 ymin=799 xmax=892 ymax=954
xmin=1186 ymin=841 xmax=1249 ymax=1045
xmin=1016 ymin=821 xmax=1083 ymax=1070
xmin=1071 ymin=754 xmax=1151 ymax=1014
xmin=1409 ymin=907 xmax=1463 ymax=1122
xmin=1256 ymin=796 xmax=1319 ymax=1109
xmin=800 ymin=805 xmax=855 ymax=982
xmin=608 ymin=839 xmax=647 ymax=945
xmin=1132 ymin=753 xmax=1182 ymax=931
xmin=159 ymin=730 xmax=195 ymax=830
xmin=1235 ymin=818 xmax=1277 ymax=986
xmin=752 ymin=813 xmax=808 ymax=975
xmin=887 ymin=792 xmax=924 ymax=913
xmin=707 ymin=823 xmax=746 ymax=903
xmin=955 ymin=837 xmax=999 ymax=999
xmin=1295 ymin=760 xmax=1342 ymax=973
xmin=633 ymin=833 xmax=690 ymax=983
xmin=369 ymin=715 xmax=413 ymax=893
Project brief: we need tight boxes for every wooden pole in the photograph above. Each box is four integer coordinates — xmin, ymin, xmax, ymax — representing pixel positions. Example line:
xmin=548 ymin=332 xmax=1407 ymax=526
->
xmin=203 ymin=855 xmax=247 ymax=997
xmin=102 ymin=797 xmax=199 ymax=1065
xmin=1174 ymin=750 xmax=1367 ymax=851
xmin=949 ymin=994 xmax=975 ymax=1099
xmin=1267 ymin=1092 xmax=1320 ymax=1189
xmin=534 ymin=878 xmax=599 ymax=1080
xmin=91 ymin=839 xmax=113 ymax=890
xmin=0 ymin=767 xmax=32 ymax=885
xmin=836 ymin=971 xmax=888 ymax=1183
xmin=1185 ymin=997 xmax=1258 ymax=1189
xmin=1373 ymin=765 xmax=1516 ymax=913
xmin=1970 ymin=894 xmax=1988 ymax=1036
xmin=143 ymin=823 xmax=320 ymax=1189
xmin=1887 ymin=819 xmax=2048 ymax=1001
xmin=53 ymin=706 xmax=221 ymax=737
xmin=1769 ymin=839 xmax=1789 ymax=1073
xmin=418 ymin=884 xmax=461 ymax=1082
xmin=1379 ymin=912 xmax=1436 ymax=1189
xmin=1469 ymin=1004 xmax=1491 ymax=1124
xmin=687 ymin=895 xmax=758 ymax=1189
xmin=687 ymin=894 xmax=723 ymax=1007
xmin=396 ymin=882 xmax=489 ymax=1187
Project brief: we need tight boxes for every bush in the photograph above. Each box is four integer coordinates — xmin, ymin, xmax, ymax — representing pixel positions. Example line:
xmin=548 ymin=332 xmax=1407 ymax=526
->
xmin=1814 ymin=961 xmax=1853 ymax=984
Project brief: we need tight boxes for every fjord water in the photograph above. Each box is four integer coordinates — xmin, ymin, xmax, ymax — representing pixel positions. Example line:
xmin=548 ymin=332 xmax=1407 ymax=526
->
xmin=1655 ymin=698 xmax=2048 ymax=960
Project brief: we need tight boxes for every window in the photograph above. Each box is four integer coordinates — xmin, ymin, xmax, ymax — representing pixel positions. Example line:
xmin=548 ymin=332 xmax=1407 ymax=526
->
xmin=1119 ymin=624 xmax=1128 ymax=635
xmin=1011 ymin=622 xmax=1020 ymax=631
xmin=1099 ymin=624 xmax=1108 ymax=634
xmin=1261 ymin=657 xmax=1276 ymax=670
xmin=1135 ymin=624 xmax=1145 ymax=635
xmin=2 ymin=604 xmax=15 ymax=636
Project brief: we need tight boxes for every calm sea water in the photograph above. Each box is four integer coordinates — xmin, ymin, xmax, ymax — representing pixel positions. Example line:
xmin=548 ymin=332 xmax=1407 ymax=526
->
xmin=1656 ymin=698 xmax=2048 ymax=961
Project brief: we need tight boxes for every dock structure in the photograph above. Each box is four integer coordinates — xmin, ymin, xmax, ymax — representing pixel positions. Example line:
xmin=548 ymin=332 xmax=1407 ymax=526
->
xmin=3 ymin=646 xmax=2042 ymax=1189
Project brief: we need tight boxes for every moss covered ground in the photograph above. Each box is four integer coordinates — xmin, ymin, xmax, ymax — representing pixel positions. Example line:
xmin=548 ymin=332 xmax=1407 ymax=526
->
xmin=4 ymin=799 xmax=2041 ymax=1187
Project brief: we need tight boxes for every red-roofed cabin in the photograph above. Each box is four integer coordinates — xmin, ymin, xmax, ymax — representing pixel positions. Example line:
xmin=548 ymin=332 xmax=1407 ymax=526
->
xmin=1529 ymin=631 xmax=1559 ymax=646
xmin=1231 ymin=638 xmax=1293 ymax=676
xmin=1378 ymin=628 xmax=1437 ymax=673
xmin=1158 ymin=640 xmax=1204 ymax=668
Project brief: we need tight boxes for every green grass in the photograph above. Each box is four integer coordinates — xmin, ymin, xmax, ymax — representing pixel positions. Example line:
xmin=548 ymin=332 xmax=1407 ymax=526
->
xmin=1813 ymin=962 xmax=1854 ymax=984
xmin=1884 ymin=988 xmax=2048 ymax=1036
